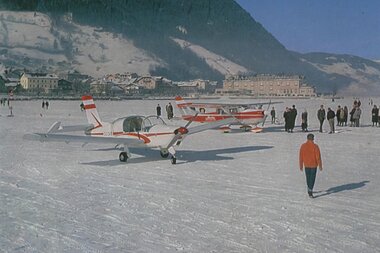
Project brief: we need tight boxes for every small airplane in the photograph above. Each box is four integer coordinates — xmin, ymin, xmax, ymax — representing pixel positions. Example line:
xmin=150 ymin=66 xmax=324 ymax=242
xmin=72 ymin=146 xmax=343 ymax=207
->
xmin=24 ymin=95 xmax=236 ymax=164
xmin=175 ymin=96 xmax=280 ymax=133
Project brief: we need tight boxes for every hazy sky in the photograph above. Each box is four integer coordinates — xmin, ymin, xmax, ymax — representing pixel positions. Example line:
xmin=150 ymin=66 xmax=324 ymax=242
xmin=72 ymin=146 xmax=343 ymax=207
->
xmin=235 ymin=0 xmax=380 ymax=60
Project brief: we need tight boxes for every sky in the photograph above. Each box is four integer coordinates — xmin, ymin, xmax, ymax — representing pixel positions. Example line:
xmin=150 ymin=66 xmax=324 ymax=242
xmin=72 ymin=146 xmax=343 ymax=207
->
xmin=235 ymin=0 xmax=380 ymax=60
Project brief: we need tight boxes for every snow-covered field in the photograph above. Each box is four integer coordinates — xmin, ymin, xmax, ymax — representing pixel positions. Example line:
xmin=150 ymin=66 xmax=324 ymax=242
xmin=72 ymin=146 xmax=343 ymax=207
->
xmin=1 ymin=97 xmax=380 ymax=253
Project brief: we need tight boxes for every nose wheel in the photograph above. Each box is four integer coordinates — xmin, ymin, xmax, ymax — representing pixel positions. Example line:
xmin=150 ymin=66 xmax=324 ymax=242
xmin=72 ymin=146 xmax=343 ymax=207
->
xmin=171 ymin=156 xmax=177 ymax=164
xmin=119 ymin=152 xmax=128 ymax=162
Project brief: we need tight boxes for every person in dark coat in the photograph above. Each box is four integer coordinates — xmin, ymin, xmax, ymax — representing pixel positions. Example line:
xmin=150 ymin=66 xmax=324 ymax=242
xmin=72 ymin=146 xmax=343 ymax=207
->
xmin=336 ymin=105 xmax=342 ymax=126
xmin=327 ymin=107 xmax=336 ymax=133
xmin=349 ymin=107 xmax=356 ymax=127
xmin=166 ymin=102 xmax=173 ymax=120
xmin=283 ymin=107 xmax=290 ymax=132
xmin=156 ymin=104 xmax=161 ymax=118
xmin=270 ymin=107 xmax=276 ymax=124
xmin=283 ymin=107 xmax=289 ymax=132
xmin=317 ymin=105 xmax=326 ymax=133
xmin=301 ymin=109 xmax=308 ymax=132
xmin=343 ymin=106 xmax=348 ymax=126
xmin=371 ymin=105 xmax=379 ymax=127
xmin=288 ymin=105 xmax=297 ymax=133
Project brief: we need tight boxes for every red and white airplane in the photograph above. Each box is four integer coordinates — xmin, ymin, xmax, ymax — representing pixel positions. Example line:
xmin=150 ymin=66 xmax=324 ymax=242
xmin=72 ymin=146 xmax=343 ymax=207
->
xmin=24 ymin=95 xmax=236 ymax=164
xmin=175 ymin=96 xmax=279 ymax=133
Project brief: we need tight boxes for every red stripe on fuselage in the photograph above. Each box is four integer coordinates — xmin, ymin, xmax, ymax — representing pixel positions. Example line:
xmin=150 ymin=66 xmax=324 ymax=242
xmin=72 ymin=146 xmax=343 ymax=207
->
xmin=82 ymin=95 xmax=93 ymax=101
xmin=84 ymin=104 xmax=96 ymax=109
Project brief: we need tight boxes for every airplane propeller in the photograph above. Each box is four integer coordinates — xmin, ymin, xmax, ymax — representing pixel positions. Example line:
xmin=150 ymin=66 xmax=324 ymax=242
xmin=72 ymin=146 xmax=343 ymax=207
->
xmin=262 ymin=100 xmax=272 ymax=127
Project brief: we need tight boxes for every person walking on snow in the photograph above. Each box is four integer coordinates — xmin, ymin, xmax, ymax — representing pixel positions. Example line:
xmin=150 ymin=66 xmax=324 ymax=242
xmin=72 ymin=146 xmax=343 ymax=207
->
xmin=299 ymin=133 xmax=323 ymax=198
xmin=156 ymin=104 xmax=161 ymax=118
xmin=317 ymin=105 xmax=326 ymax=133
xmin=301 ymin=109 xmax=308 ymax=132
xmin=327 ymin=107 xmax=336 ymax=133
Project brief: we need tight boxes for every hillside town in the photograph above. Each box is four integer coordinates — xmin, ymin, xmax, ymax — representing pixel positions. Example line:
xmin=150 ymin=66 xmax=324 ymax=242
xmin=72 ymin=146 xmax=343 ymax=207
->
xmin=0 ymin=66 xmax=316 ymax=98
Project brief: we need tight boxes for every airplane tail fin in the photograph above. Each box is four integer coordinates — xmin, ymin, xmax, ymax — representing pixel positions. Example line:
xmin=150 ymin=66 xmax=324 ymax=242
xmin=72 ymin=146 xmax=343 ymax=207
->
xmin=175 ymin=96 xmax=196 ymax=116
xmin=82 ymin=95 xmax=102 ymax=127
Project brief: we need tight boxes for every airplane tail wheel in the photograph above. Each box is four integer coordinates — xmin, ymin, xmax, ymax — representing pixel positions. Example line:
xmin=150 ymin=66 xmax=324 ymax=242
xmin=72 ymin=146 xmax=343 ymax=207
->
xmin=171 ymin=157 xmax=177 ymax=164
xmin=119 ymin=152 xmax=128 ymax=162
xmin=160 ymin=150 xmax=169 ymax=158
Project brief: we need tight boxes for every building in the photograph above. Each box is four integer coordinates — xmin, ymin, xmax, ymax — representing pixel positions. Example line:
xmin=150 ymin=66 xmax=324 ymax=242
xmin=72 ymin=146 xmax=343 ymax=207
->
xmin=20 ymin=73 xmax=59 ymax=92
xmin=58 ymin=79 xmax=73 ymax=92
xmin=217 ymin=74 xmax=316 ymax=97
xmin=134 ymin=76 xmax=162 ymax=90
xmin=176 ymin=79 xmax=212 ymax=93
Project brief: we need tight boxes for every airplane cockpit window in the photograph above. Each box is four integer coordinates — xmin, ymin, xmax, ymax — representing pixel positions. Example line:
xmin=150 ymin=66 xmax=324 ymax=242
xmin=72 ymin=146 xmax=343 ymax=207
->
xmin=142 ymin=116 xmax=166 ymax=132
xmin=229 ymin=108 xmax=238 ymax=114
xmin=217 ymin=108 xmax=226 ymax=114
xmin=123 ymin=116 xmax=143 ymax=132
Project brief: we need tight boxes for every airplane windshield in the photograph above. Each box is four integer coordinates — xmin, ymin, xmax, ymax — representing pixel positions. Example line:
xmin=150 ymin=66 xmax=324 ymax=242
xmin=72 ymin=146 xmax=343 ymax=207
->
xmin=142 ymin=116 xmax=167 ymax=131
xmin=123 ymin=116 xmax=144 ymax=132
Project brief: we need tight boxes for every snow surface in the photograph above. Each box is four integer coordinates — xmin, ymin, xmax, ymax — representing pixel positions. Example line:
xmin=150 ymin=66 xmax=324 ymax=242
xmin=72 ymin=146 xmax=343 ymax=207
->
xmin=1 ymin=97 xmax=380 ymax=252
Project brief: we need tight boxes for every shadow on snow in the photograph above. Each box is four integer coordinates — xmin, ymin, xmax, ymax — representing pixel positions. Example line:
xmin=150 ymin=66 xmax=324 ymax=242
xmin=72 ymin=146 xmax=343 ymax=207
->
xmin=80 ymin=145 xmax=273 ymax=166
xmin=314 ymin=180 xmax=370 ymax=198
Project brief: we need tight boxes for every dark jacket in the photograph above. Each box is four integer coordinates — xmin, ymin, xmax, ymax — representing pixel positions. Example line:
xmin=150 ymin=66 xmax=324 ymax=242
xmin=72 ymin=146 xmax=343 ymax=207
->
xmin=372 ymin=108 xmax=379 ymax=122
xmin=317 ymin=109 xmax=326 ymax=121
xmin=327 ymin=110 xmax=335 ymax=120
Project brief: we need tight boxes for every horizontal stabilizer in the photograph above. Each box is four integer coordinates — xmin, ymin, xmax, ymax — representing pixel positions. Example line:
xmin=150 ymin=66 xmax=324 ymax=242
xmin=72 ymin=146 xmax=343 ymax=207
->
xmin=55 ymin=124 xmax=94 ymax=133
xmin=46 ymin=122 xmax=94 ymax=134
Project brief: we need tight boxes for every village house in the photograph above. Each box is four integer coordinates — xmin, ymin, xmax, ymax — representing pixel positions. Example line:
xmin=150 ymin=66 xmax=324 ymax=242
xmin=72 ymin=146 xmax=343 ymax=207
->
xmin=20 ymin=73 xmax=59 ymax=93
xmin=175 ymin=79 xmax=214 ymax=94
xmin=134 ymin=76 xmax=163 ymax=90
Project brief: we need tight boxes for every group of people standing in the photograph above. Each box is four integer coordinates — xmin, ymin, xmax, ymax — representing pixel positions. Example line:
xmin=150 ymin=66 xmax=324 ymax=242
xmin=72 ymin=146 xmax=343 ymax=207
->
xmin=283 ymin=105 xmax=298 ymax=133
xmin=281 ymin=98 xmax=379 ymax=134
xmin=42 ymin=100 xmax=50 ymax=109
xmin=317 ymin=105 xmax=337 ymax=134
xmin=0 ymin=98 xmax=9 ymax=106
xmin=317 ymin=101 xmax=361 ymax=133
xmin=156 ymin=102 xmax=174 ymax=120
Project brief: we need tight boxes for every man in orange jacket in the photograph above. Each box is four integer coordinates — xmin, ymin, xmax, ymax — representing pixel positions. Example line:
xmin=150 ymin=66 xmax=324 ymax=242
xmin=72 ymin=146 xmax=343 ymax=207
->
xmin=299 ymin=133 xmax=323 ymax=198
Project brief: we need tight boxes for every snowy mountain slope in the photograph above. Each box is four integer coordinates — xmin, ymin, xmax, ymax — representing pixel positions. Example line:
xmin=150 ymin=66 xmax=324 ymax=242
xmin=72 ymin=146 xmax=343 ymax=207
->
xmin=300 ymin=53 xmax=380 ymax=96
xmin=172 ymin=37 xmax=248 ymax=75
xmin=0 ymin=11 xmax=161 ymax=77
xmin=0 ymin=11 xmax=247 ymax=79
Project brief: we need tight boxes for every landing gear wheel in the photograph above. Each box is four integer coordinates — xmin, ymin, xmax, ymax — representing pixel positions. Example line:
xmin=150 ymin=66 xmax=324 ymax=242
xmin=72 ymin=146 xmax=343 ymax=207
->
xmin=160 ymin=150 xmax=169 ymax=158
xmin=171 ymin=156 xmax=177 ymax=164
xmin=119 ymin=152 xmax=128 ymax=162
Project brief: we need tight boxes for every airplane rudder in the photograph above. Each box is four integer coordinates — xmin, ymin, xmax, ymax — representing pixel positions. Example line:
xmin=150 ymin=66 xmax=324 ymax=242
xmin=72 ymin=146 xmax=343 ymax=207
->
xmin=82 ymin=95 xmax=102 ymax=125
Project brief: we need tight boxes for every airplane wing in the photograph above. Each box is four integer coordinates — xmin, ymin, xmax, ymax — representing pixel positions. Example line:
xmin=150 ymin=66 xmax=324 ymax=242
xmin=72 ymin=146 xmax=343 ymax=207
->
xmin=185 ymin=101 xmax=282 ymax=109
xmin=187 ymin=117 xmax=236 ymax=135
xmin=23 ymin=133 xmax=146 ymax=147
xmin=165 ymin=117 xmax=237 ymax=149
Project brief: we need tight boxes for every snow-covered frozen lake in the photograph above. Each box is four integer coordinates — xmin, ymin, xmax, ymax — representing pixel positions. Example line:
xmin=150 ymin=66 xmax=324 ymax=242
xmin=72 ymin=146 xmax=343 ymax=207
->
xmin=1 ymin=97 xmax=380 ymax=252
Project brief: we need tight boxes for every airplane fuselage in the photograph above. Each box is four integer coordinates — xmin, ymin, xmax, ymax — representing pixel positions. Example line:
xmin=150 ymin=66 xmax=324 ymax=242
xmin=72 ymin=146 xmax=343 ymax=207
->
xmin=182 ymin=109 xmax=265 ymax=126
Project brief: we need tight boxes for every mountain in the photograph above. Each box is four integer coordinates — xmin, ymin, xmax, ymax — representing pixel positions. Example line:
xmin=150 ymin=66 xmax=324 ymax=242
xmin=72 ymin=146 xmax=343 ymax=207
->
xmin=1 ymin=0 xmax=380 ymax=95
